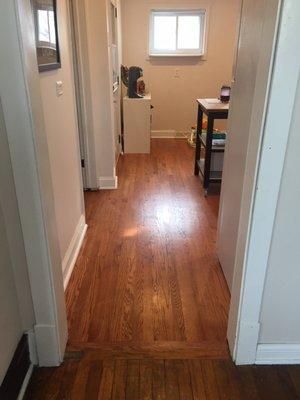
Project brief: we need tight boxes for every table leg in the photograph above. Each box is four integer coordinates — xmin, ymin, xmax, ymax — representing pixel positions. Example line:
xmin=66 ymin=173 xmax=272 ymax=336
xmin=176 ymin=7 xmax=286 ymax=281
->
xmin=194 ymin=106 xmax=203 ymax=175
xmin=203 ymin=115 xmax=214 ymax=190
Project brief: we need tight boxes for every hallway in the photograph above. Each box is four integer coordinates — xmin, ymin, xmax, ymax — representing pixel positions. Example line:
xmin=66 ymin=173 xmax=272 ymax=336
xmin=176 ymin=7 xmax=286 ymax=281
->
xmin=25 ymin=140 xmax=300 ymax=399
xmin=66 ymin=139 xmax=229 ymax=352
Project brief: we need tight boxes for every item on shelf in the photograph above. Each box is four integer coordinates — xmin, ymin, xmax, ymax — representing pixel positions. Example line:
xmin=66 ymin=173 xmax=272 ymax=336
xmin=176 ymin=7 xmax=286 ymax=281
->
xmin=121 ymin=64 xmax=144 ymax=98
xmin=188 ymin=126 xmax=197 ymax=147
xmin=201 ymin=131 xmax=227 ymax=147
xmin=220 ymin=85 xmax=231 ymax=103
xmin=137 ymin=80 xmax=145 ymax=95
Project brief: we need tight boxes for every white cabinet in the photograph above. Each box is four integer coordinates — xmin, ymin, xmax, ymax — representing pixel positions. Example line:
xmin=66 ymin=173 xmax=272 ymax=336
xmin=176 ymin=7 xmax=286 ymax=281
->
xmin=123 ymin=94 xmax=151 ymax=153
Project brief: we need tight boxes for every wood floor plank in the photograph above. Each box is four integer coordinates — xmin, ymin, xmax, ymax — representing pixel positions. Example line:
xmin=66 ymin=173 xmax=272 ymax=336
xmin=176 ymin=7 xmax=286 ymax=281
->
xmin=140 ymin=359 xmax=153 ymax=400
xmin=67 ymin=341 xmax=229 ymax=360
xmin=200 ymin=360 xmax=220 ymax=400
xmin=70 ymin=359 xmax=90 ymax=400
xmin=55 ymin=360 xmax=79 ymax=400
xmin=252 ymin=365 xmax=298 ymax=400
xmin=85 ymin=360 xmax=102 ymax=400
xmin=176 ymin=360 xmax=194 ymax=400
xmin=98 ymin=359 xmax=115 ymax=399
xmin=188 ymin=360 xmax=207 ymax=400
xmin=287 ymin=366 xmax=300 ymax=396
xmin=165 ymin=360 xmax=180 ymax=400
xmin=126 ymin=359 xmax=140 ymax=400
xmin=112 ymin=359 xmax=127 ymax=400
xmin=25 ymin=357 xmax=300 ymax=400
xmin=152 ymin=359 xmax=166 ymax=400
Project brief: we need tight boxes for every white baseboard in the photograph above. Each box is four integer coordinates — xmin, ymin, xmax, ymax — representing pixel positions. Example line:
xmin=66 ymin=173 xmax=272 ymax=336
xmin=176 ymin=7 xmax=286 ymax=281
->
xmin=34 ymin=324 xmax=61 ymax=366
xmin=98 ymin=175 xmax=118 ymax=189
xmin=27 ymin=329 xmax=38 ymax=365
xmin=62 ymin=214 xmax=87 ymax=290
xmin=256 ymin=344 xmax=300 ymax=364
xmin=151 ymin=130 xmax=187 ymax=138
xmin=17 ymin=363 xmax=34 ymax=400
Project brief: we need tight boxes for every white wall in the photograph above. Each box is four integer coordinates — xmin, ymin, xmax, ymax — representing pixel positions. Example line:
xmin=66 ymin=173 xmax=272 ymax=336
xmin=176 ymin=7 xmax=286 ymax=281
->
xmin=84 ymin=0 xmax=116 ymax=184
xmin=217 ymin=0 xmax=280 ymax=291
xmin=121 ymin=0 xmax=241 ymax=134
xmin=225 ymin=0 xmax=300 ymax=364
xmin=0 ymin=100 xmax=35 ymax=333
xmin=0 ymin=204 xmax=23 ymax=384
xmin=259 ymin=74 xmax=300 ymax=344
xmin=0 ymin=99 xmax=35 ymax=385
xmin=39 ymin=0 xmax=85 ymax=267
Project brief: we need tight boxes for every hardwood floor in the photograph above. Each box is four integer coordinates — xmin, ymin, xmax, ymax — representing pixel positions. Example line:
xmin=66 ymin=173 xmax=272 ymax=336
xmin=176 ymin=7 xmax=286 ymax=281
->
xmin=25 ymin=357 xmax=300 ymax=399
xmin=66 ymin=139 xmax=229 ymax=350
xmin=24 ymin=140 xmax=300 ymax=399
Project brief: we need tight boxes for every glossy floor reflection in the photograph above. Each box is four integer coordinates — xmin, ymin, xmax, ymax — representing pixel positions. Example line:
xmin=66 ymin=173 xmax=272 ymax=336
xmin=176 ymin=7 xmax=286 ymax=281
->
xmin=66 ymin=139 xmax=229 ymax=351
xmin=25 ymin=140 xmax=300 ymax=400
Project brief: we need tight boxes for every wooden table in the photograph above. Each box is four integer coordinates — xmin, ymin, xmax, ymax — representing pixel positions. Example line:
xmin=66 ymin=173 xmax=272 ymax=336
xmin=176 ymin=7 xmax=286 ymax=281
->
xmin=194 ymin=99 xmax=229 ymax=195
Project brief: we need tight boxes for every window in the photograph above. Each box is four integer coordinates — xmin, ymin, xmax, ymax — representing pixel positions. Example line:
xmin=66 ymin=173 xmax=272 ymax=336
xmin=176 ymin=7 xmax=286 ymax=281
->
xmin=149 ymin=10 xmax=206 ymax=56
xmin=38 ymin=9 xmax=56 ymax=47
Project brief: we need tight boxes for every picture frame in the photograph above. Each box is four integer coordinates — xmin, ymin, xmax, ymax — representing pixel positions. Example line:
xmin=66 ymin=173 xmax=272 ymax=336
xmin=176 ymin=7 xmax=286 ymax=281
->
xmin=32 ymin=0 xmax=61 ymax=72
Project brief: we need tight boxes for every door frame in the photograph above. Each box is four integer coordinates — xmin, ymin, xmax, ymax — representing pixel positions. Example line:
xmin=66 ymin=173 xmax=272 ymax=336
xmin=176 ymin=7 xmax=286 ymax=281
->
xmin=106 ymin=0 xmax=123 ymax=163
xmin=227 ymin=0 xmax=300 ymax=364
xmin=2 ymin=0 xmax=299 ymax=368
xmin=68 ymin=0 xmax=98 ymax=189
xmin=0 ymin=0 xmax=68 ymax=366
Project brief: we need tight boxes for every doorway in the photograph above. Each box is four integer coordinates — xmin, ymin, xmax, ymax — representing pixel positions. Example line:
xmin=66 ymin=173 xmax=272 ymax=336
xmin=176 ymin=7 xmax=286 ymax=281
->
xmin=3 ymin=0 xmax=300 ymax=397
xmin=64 ymin=0 xmax=282 ymax=366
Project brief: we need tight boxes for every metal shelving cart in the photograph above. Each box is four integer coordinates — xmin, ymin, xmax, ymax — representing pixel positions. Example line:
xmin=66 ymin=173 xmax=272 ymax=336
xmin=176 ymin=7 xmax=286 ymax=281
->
xmin=194 ymin=99 xmax=229 ymax=196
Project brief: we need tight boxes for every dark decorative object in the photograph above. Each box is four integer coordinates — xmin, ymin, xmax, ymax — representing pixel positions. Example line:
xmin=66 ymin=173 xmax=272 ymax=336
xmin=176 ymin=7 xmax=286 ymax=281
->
xmin=220 ymin=85 xmax=231 ymax=103
xmin=121 ymin=65 xmax=144 ymax=98
xmin=32 ymin=0 xmax=61 ymax=72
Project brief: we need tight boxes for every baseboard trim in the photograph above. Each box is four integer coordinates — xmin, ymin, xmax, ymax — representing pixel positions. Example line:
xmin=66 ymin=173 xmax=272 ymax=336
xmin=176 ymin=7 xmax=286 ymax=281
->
xmin=256 ymin=344 xmax=300 ymax=364
xmin=34 ymin=324 xmax=61 ymax=366
xmin=151 ymin=130 xmax=187 ymax=139
xmin=0 ymin=335 xmax=31 ymax=400
xmin=17 ymin=364 xmax=34 ymax=400
xmin=62 ymin=214 xmax=87 ymax=290
xmin=98 ymin=175 xmax=118 ymax=189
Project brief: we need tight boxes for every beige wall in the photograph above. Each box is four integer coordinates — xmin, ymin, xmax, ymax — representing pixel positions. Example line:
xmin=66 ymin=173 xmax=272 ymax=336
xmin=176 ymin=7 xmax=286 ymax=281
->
xmin=39 ymin=0 xmax=84 ymax=259
xmin=121 ymin=0 xmax=241 ymax=133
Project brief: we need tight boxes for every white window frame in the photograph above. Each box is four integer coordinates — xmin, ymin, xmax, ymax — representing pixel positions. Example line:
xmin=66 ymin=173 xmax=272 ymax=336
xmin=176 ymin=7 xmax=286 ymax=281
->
xmin=149 ymin=9 xmax=207 ymax=57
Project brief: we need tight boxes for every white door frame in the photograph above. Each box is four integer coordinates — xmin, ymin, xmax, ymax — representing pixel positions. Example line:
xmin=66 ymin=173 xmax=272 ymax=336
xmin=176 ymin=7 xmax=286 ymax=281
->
xmin=227 ymin=0 xmax=300 ymax=364
xmin=0 ymin=0 xmax=68 ymax=366
xmin=1 ymin=0 xmax=299 ymax=368
xmin=69 ymin=0 xmax=98 ymax=189
xmin=107 ymin=0 xmax=123 ymax=161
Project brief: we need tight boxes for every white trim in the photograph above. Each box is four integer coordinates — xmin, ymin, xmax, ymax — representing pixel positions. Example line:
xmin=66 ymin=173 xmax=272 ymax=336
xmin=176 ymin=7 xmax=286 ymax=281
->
xmin=151 ymin=130 xmax=187 ymax=138
xmin=27 ymin=330 xmax=38 ymax=365
xmin=17 ymin=363 xmax=34 ymax=400
xmin=98 ymin=175 xmax=118 ymax=189
xmin=0 ymin=0 xmax=68 ymax=366
xmin=69 ymin=0 xmax=98 ymax=189
xmin=149 ymin=9 xmax=207 ymax=57
xmin=256 ymin=344 xmax=300 ymax=365
xmin=34 ymin=324 xmax=60 ymax=366
xmin=62 ymin=215 xmax=87 ymax=290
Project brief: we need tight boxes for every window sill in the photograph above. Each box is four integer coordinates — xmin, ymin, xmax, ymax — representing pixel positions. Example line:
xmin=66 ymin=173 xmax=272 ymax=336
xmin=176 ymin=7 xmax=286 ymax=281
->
xmin=149 ymin=53 xmax=205 ymax=58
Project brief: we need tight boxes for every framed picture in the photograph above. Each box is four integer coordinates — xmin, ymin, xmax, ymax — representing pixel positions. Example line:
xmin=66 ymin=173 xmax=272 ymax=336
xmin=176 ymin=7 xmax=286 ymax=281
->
xmin=32 ymin=0 xmax=61 ymax=72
